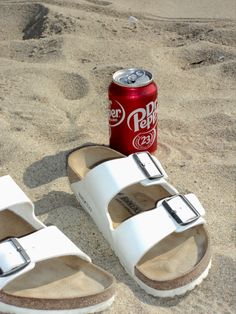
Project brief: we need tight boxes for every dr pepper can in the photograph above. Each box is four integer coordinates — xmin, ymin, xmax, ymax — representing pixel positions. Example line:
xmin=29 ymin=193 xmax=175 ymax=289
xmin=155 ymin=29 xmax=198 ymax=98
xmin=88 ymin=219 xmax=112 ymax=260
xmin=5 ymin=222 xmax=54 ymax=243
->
xmin=108 ymin=68 xmax=158 ymax=155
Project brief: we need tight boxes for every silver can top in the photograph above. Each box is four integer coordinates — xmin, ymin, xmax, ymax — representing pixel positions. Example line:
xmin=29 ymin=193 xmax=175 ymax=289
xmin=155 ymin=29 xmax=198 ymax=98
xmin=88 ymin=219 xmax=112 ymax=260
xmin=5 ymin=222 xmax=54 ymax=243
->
xmin=113 ymin=68 xmax=153 ymax=87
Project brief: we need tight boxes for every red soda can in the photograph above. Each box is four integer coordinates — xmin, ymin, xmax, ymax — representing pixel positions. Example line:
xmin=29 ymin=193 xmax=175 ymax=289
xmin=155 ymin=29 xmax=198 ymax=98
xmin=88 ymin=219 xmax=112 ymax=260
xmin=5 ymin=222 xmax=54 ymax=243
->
xmin=108 ymin=68 xmax=158 ymax=155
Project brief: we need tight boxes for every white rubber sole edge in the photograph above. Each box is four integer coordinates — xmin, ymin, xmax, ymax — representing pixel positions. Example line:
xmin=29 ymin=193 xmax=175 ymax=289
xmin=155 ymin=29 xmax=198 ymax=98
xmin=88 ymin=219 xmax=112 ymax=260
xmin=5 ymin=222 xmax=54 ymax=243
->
xmin=0 ymin=295 xmax=115 ymax=314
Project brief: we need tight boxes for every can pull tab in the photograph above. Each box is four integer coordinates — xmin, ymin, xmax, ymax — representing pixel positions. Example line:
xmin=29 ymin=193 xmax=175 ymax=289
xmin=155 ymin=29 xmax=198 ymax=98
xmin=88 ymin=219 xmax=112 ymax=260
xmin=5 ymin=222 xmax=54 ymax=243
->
xmin=127 ymin=70 xmax=145 ymax=84
xmin=127 ymin=73 xmax=138 ymax=84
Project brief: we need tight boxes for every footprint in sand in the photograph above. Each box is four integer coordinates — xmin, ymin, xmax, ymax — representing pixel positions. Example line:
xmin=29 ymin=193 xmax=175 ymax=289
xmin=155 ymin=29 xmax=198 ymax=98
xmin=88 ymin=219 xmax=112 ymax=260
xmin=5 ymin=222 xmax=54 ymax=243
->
xmin=0 ymin=67 xmax=89 ymax=101
xmin=56 ymin=71 xmax=89 ymax=100
xmin=0 ymin=2 xmax=75 ymax=62
xmin=0 ymin=2 xmax=80 ymax=62
xmin=22 ymin=4 xmax=78 ymax=39
xmin=0 ymin=66 xmax=89 ymax=148
xmin=0 ymin=3 xmax=48 ymax=41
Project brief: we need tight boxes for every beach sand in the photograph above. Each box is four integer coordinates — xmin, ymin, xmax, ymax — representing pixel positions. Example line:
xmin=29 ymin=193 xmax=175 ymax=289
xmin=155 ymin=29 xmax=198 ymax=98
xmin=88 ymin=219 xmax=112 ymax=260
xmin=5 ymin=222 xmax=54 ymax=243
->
xmin=0 ymin=0 xmax=235 ymax=313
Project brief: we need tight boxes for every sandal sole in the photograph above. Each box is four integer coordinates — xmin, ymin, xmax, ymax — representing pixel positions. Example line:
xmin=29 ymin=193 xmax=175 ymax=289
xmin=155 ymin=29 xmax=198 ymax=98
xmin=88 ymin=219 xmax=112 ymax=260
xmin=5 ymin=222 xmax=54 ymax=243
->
xmin=0 ymin=295 xmax=115 ymax=314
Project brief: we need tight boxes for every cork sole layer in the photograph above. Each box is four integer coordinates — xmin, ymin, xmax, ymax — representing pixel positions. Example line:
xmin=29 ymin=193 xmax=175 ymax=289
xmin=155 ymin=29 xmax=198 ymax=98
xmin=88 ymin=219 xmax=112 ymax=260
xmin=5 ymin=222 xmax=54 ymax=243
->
xmin=0 ymin=210 xmax=115 ymax=312
xmin=67 ymin=145 xmax=211 ymax=295
xmin=0 ymin=296 xmax=115 ymax=314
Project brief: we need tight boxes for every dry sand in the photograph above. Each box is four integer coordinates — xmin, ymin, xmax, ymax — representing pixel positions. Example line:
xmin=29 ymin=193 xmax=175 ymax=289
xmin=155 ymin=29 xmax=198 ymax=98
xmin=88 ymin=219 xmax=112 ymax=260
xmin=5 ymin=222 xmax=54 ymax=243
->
xmin=0 ymin=0 xmax=236 ymax=313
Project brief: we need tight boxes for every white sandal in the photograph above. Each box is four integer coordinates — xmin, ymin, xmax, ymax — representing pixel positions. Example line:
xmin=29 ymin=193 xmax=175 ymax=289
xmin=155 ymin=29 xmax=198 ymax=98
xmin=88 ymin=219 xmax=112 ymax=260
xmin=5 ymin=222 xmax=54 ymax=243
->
xmin=0 ymin=175 xmax=115 ymax=313
xmin=67 ymin=145 xmax=211 ymax=297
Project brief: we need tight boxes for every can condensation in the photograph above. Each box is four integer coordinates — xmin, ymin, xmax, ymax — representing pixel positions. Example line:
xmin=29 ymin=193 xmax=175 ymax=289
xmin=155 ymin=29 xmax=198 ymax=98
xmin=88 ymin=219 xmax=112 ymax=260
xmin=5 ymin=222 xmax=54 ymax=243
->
xmin=108 ymin=68 xmax=158 ymax=155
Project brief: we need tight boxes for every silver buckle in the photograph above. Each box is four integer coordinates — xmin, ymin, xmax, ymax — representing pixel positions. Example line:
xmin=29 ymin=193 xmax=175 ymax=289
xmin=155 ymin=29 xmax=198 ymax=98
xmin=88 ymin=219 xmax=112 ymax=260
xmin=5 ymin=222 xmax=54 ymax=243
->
xmin=163 ymin=195 xmax=200 ymax=226
xmin=133 ymin=152 xmax=164 ymax=180
xmin=0 ymin=238 xmax=30 ymax=277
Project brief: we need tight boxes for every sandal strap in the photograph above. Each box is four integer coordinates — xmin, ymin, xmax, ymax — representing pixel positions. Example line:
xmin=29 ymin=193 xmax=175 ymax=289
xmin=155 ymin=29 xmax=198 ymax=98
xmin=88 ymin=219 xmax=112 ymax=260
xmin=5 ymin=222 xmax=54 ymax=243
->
xmin=0 ymin=175 xmax=44 ymax=229
xmin=72 ymin=152 xmax=177 ymax=212
xmin=113 ymin=194 xmax=206 ymax=275
xmin=0 ymin=226 xmax=91 ymax=289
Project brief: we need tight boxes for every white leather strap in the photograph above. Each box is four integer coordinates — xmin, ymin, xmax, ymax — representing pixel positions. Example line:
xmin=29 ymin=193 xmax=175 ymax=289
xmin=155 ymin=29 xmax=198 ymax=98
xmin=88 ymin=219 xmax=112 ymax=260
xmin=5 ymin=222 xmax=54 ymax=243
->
xmin=0 ymin=175 xmax=44 ymax=229
xmin=0 ymin=226 xmax=91 ymax=289
xmin=72 ymin=153 xmax=172 ymax=212
xmin=113 ymin=194 xmax=206 ymax=275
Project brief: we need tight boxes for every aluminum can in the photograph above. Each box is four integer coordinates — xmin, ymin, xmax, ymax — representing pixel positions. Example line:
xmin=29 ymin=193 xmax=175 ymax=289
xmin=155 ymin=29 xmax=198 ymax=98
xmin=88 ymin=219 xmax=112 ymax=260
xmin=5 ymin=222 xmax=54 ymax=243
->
xmin=108 ymin=68 xmax=158 ymax=155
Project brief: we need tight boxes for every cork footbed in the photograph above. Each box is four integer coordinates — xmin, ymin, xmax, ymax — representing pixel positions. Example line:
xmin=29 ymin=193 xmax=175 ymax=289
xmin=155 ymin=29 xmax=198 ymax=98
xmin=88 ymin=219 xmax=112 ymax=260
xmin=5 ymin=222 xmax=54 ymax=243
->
xmin=67 ymin=145 xmax=211 ymax=290
xmin=0 ymin=210 xmax=115 ymax=310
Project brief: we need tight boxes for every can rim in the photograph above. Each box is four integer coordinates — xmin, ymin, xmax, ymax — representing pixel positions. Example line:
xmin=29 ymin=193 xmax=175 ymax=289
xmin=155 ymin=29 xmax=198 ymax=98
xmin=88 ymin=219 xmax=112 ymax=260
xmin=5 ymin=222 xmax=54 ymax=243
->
xmin=112 ymin=68 xmax=153 ymax=87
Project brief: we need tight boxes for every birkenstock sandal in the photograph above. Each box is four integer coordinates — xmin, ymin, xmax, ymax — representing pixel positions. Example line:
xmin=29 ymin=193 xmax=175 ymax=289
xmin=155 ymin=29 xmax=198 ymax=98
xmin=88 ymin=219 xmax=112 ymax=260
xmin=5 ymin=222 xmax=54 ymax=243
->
xmin=0 ymin=175 xmax=115 ymax=313
xmin=67 ymin=145 xmax=211 ymax=297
